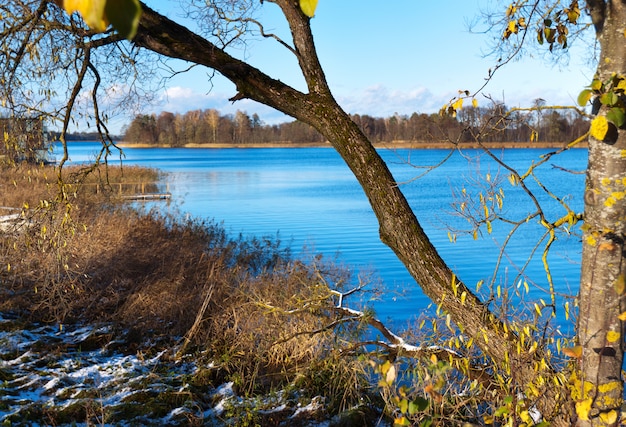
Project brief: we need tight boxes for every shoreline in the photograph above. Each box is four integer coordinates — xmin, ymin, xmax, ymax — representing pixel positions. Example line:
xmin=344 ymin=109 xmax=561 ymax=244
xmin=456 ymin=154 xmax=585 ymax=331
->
xmin=117 ymin=140 xmax=588 ymax=149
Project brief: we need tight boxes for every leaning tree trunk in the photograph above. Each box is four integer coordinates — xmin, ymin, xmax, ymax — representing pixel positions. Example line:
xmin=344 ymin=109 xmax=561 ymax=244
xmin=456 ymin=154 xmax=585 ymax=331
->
xmin=577 ymin=1 xmax=626 ymax=425
xmin=133 ymin=2 xmax=570 ymax=423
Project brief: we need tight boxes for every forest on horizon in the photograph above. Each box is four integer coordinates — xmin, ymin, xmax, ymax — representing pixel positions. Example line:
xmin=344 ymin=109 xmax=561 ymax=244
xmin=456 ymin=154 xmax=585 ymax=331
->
xmin=121 ymin=103 xmax=590 ymax=146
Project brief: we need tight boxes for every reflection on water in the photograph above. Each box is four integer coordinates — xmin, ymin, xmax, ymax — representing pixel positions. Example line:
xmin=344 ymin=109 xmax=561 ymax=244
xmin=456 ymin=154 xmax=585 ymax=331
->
xmin=54 ymin=142 xmax=586 ymax=331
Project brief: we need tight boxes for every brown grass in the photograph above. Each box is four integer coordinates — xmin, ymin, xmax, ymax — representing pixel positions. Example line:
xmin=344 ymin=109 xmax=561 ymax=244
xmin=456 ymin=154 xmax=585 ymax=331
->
xmin=0 ymin=162 xmax=372 ymax=406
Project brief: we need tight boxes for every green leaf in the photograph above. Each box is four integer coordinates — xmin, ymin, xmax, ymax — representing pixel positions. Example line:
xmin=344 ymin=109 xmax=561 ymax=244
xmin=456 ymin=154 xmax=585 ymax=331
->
xmin=420 ymin=418 xmax=433 ymax=427
xmin=577 ymin=89 xmax=592 ymax=107
xmin=399 ymin=398 xmax=408 ymax=414
xmin=299 ymin=0 xmax=318 ymax=17
xmin=105 ymin=0 xmax=142 ymax=39
xmin=409 ymin=397 xmax=429 ymax=414
xmin=600 ymin=91 xmax=618 ymax=106
xmin=494 ymin=405 xmax=510 ymax=417
xmin=607 ymin=107 xmax=626 ymax=127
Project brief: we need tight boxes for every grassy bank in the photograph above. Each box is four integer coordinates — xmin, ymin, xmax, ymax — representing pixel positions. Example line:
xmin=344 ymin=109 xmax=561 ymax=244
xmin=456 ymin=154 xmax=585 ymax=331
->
xmin=0 ymin=163 xmax=385 ymax=425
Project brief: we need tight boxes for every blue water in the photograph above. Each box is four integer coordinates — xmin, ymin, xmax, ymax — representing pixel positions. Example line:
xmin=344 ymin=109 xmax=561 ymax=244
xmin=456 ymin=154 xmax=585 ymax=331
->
xmin=55 ymin=142 xmax=586 ymax=332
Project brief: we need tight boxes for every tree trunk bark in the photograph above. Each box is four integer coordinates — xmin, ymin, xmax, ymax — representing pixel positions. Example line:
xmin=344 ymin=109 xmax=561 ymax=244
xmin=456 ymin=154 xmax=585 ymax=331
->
xmin=577 ymin=2 xmax=626 ymax=425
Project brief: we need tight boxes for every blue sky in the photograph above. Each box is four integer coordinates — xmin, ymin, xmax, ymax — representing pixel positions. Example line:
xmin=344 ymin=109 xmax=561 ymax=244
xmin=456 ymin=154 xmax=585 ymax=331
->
xmin=124 ymin=0 xmax=596 ymax=132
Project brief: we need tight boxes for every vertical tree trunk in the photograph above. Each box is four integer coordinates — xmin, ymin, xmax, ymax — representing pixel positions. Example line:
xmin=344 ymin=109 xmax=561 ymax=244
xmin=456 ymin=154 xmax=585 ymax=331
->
xmin=577 ymin=2 xmax=626 ymax=425
xmin=578 ymin=137 xmax=626 ymax=426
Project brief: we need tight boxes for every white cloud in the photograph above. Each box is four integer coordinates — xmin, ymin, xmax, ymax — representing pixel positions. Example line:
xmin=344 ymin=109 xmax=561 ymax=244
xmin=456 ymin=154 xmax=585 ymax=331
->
xmin=336 ymin=85 xmax=454 ymax=118
xmin=148 ymin=86 xmax=289 ymax=125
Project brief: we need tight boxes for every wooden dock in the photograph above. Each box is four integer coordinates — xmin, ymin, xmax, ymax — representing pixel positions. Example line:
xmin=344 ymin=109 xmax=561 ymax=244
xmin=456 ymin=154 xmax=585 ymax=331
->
xmin=82 ymin=182 xmax=172 ymax=202
xmin=122 ymin=193 xmax=171 ymax=201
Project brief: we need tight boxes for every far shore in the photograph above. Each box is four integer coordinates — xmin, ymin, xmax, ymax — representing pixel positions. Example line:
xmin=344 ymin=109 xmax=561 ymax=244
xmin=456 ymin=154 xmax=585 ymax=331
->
xmin=116 ymin=140 xmax=588 ymax=149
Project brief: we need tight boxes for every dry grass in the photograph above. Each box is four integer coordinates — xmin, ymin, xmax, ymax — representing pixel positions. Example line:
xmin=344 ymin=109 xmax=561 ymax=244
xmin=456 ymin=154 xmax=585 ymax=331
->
xmin=0 ymin=163 xmax=373 ymax=410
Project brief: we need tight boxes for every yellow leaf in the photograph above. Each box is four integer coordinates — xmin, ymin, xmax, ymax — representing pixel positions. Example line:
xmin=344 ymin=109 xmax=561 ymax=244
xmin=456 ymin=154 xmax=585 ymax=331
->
xmin=617 ymin=311 xmax=626 ymax=321
xmin=452 ymin=98 xmax=464 ymax=111
xmin=62 ymin=0 xmax=109 ymax=31
xmin=386 ymin=363 xmax=396 ymax=385
xmin=615 ymin=274 xmax=626 ymax=294
xmin=590 ymin=116 xmax=609 ymax=140
xmin=380 ymin=360 xmax=390 ymax=376
xmin=576 ymin=398 xmax=592 ymax=421
xmin=520 ymin=410 xmax=531 ymax=423
xmin=505 ymin=4 xmax=516 ymax=17
xmin=394 ymin=416 xmax=411 ymax=426
xmin=472 ymin=98 xmax=478 ymax=108
xmin=600 ymin=410 xmax=618 ymax=424
xmin=606 ymin=330 xmax=620 ymax=343
xmin=591 ymin=79 xmax=603 ymax=91
xmin=299 ymin=0 xmax=318 ymax=17
xmin=562 ymin=345 xmax=582 ymax=358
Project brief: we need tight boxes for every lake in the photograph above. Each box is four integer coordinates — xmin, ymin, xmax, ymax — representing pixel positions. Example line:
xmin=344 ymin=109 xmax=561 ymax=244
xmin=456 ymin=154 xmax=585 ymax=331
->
xmin=55 ymin=142 xmax=587 ymax=332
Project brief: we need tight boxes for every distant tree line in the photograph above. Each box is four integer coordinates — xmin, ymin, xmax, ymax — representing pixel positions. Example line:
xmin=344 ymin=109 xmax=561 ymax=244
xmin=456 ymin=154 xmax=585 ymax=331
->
xmin=122 ymin=109 xmax=324 ymax=146
xmin=122 ymin=104 xmax=589 ymax=146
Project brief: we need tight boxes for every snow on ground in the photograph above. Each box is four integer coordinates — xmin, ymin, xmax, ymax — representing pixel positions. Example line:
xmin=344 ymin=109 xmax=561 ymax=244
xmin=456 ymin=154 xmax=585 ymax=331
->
xmin=0 ymin=313 xmax=342 ymax=426
xmin=0 ymin=313 xmax=199 ymax=425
